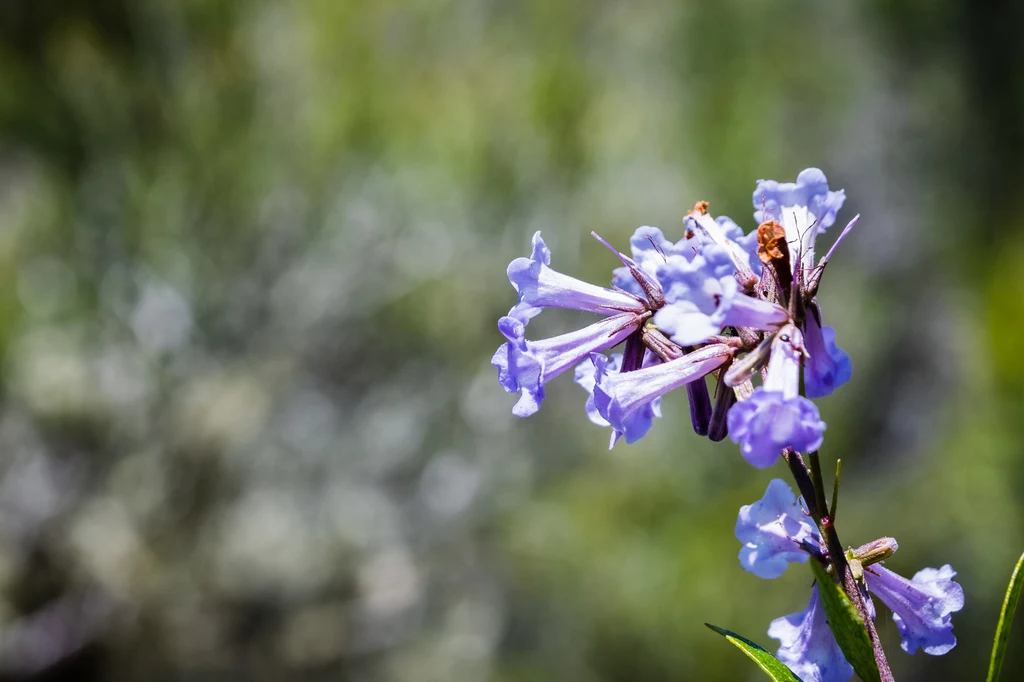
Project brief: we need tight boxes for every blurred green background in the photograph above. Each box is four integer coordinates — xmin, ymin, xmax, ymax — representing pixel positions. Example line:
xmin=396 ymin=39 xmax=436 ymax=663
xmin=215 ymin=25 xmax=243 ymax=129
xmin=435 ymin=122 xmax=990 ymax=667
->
xmin=0 ymin=1 xmax=1022 ymax=680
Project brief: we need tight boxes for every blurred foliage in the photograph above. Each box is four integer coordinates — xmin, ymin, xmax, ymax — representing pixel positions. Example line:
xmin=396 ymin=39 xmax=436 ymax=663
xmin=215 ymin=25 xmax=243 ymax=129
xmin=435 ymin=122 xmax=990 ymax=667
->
xmin=0 ymin=1 xmax=1021 ymax=681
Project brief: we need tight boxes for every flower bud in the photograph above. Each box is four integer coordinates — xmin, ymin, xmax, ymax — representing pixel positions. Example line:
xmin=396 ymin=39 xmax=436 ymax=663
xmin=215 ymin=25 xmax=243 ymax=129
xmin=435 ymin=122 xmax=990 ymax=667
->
xmin=850 ymin=537 xmax=899 ymax=567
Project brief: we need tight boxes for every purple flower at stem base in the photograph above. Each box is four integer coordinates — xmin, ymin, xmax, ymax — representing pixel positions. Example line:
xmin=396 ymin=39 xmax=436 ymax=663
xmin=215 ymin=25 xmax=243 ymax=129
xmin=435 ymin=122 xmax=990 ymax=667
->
xmin=769 ymin=585 xmax=854 ymax=682
xmin=864 ymin=564 xmax=964 ymax=655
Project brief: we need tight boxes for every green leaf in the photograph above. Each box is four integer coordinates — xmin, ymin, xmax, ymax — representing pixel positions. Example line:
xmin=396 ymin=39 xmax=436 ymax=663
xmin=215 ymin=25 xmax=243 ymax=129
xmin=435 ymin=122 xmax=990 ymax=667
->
xmin=808 ymin=560 xmax=882 ymax=682
xmin=704 ymin=623 xmax=804 ymax=682
xmin=987 ymin=550 xmax=1024 ymax=682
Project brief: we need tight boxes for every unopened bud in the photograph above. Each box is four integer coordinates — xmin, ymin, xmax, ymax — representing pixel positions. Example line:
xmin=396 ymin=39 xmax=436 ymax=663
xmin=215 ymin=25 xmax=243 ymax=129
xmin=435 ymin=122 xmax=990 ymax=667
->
xmin=708 ymin=360 xmax=737 ymax=442
xmin=640 ymin=325 xmax=685 ymax=362
xmin=849 ymin=537 xmax=899 ymax=567
xmin=686 ymin=378 xmax=712 ymax=437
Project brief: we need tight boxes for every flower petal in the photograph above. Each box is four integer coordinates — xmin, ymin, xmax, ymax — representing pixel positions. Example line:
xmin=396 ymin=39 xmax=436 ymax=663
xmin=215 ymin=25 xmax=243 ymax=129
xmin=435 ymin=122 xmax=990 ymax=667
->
xmin=727 ymin=389 xmax=826 ymax=467
xmin=769 ymin=585 xmax=854 ymax=682
xmin=575 ymin=352 xmax=663 ymax=447
xmin=763 ymin=323 xmax=804 ymax=399
xmin=593 ymin=344 xmax=732 ymax=442
xmin=689 ymin=212 xmax=762 ymax=282
xmin=492 ymin=313 xmax=641 ymax=417
xmin=803 ymin=309 xmax=852 ymax=399
xmin=507 ymin=231 xmax=645 ymax=323
xmin=718 ymin=286 xmax=791 ymax=331
xmin=735 ymin=479 xmax=820 ymax=579
xmin=864 ymin=564 xmax=964 ymax=655
xmin=753 ymin=168 xmax=846 ymax=233
xmin=653 ymin=247 xmax=786 ymax=346
xmin=753 ymin=169 xmax=846 ymax=273
xmin=574 ymin=354 xmax=612 ymax=428
xmin=716 ymin=215 xmax=763 ymax=268
xmin=612 ymin=225 xmax=699 ymax=296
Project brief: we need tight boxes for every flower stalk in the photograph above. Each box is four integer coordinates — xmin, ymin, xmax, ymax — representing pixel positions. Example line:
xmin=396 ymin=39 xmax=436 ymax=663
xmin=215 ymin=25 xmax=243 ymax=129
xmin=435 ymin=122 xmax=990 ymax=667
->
xmin=805 ymin=450 xmax=896 ymax=682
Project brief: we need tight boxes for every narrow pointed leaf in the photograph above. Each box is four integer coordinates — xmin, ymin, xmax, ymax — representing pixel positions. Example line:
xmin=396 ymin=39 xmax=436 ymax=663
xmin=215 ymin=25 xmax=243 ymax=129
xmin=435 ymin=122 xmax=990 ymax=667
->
xmin=986 ymin=550 xmax=1024 ymax=682
xmin=705 ymin=623 xmax=804 ymax=682
xmin=829 ymin=459 xmax=841 ymax=520
xmin=808 ymin=560 xmax=882 ymax=682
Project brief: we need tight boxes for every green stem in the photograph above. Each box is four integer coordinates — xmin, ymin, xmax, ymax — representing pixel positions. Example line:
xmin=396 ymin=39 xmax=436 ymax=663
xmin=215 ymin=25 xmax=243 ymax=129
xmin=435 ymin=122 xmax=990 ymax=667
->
xmin=804 ymin=452 xmax=895 ymax=682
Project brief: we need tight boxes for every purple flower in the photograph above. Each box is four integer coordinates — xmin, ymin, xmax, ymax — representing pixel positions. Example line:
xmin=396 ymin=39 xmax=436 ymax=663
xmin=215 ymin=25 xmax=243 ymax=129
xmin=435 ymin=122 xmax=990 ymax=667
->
xmin=715 ymin=215 xmax=762 ymax=262
xmin=765 ymin=563 xmax=964 ymax=680
xmin=735 ymin=479 xmax=821 ymax=579
xmin=506 ymin=231 xmax=646 ymax=324
xmin=574 ymin=352 xmax=662 ymax=448
xmin=492 ymin=313 xmax=644 ymax=417
xmin=864 ymin=564 xmax=964 ymax=655
xmin=611 ymin=226 xmax=699 ymax=297
xmin=749 ymin=171 xmax=854 ymax=400
xmin=803 ymin=307 xmax=852 ymax=399
xmin=728 ymin=325 xmax=826 ymax=467
xmin=592 ymin=344 xmax=733 ymax=442
xmin=652 ymin=243 xmax=789 ymax=346
xmin=753 ymin=168 xmax=846 ymax=273
xmin=687 ymin=211 xmax=763 ymax=281
xmin=728 ymin=393 xmax=826 ymax=467
xmin=768 ymin=585 xmax=854 ymax=682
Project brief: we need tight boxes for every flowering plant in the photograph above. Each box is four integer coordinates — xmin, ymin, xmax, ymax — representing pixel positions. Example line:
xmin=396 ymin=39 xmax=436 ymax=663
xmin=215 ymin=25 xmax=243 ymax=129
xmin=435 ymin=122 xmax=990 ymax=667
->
xmin=492 ymin=169 xmax=1023 ymax=681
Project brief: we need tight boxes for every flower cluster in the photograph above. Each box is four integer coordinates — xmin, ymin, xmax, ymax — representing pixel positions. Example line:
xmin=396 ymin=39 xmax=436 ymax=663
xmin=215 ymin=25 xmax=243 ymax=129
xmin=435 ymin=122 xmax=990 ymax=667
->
xmin=738 ymin=480 xmax=964 ymax=682
xmin=491 ymin=168 xmax=966 ymax=680
xmin=492 ymin=168 xmax=855 ymax=467
xmin=487 ymin=166 xmax=966 ymax=675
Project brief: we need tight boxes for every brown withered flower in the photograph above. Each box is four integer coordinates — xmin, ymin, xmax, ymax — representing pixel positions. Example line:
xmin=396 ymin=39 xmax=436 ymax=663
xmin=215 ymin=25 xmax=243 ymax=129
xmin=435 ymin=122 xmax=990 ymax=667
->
xmin=756 ymin=220 xmax=788 ymax=265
